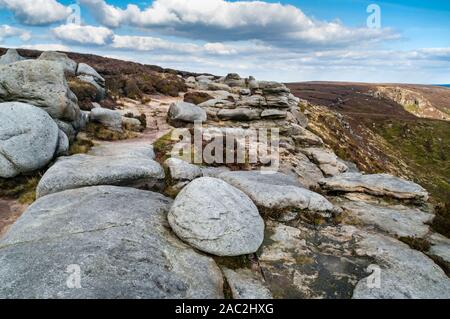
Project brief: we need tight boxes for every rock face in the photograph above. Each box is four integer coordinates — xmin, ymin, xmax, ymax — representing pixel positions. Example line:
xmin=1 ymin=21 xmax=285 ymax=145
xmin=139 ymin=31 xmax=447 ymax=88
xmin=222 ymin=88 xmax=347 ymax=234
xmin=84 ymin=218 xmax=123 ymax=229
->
xmin=38 ymin=51 xmax=77 ymax=75
xmin=320 ymin=173 xmax=429 ymax=201
xmin=222 ymin=268 xmax=272 ymax=299
xmin=352 ymin=233 xmax=450 ymax=299
xmin=89 ymin=107 xmax=122 ymax=131
xmin=168 ymin=177 xmax=264 ymax=256
xmin=88 ymin=142 xmax=155 ymax=159
xmin=36 ymin=147 xmax=165 ymax=197
xmin=302 ymin=148 xmax=348 ymax=177
xmin=165 ymin=158 xmax=202 ymax=182
xmin=219 ymin=171 xmax=335 ymax=215
xmin=0 ymin=102 xmax=59 ymax=178
xmin=0 ymin=49 xmax=25 ymax=65
xmin=0 ymin=186 xmax=224 ymax=298
xmin=0 ymin=60 xmax=80 ymax=123
xmin=338 ymin=199 xmax=434 ymax=238
xmin=168 ymin=101 xmax=207 ymax=126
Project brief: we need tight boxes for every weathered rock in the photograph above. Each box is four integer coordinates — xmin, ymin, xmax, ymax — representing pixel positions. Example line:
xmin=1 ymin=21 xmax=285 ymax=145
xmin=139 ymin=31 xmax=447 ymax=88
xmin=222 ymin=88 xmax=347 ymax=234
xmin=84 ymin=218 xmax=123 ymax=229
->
xmin=0 ymin=186 xmax=224 ymax=298
xmin=208 ymin=82 xmax=231 ymax=92
xmin=201 ymin=166 xmax=230 ymax=178
xmin=88 ymin=143 xmax=155 ymax=159
xmin=168 ymin=101 xmax=207 ymax=125
xmin=77 ymin=75 xmax=106 ymax=101
xmin=428 ymin=233 xmax=450 ymax=270
xmin=279 ymin=152 xmax=324 ymax=189
xmin=222 ymin=268 xmax=272 ymax=299
xmin=38 ymin=51 xmax=77 ymax=75
xmin=224 ymin=73 xmax=246 ymax=87
xmin=219 ymin=171 xmax=335 ymax=215
xmin=352 ymin=233 xmax=450 ymax=299
xmin=217 ymin=108 xmax=262 ymax=121
xmin=90 ymin=107 xmax=122 ymax=131
xmin=0 ymin=102 xmax=59 ymax=178
xmin=260 ymin=109 xmax=287 ymax=119
xmin=76 ymin=63 xmax=105 ymax=84
xmin=320 ymin=173 xmax=429 ymax=201
xmin=0 ymin=49 xmax=25 ymax=65
xmin=259 ymin=221 xmax=371 ymax=299
xmin=54 ymin=119 xmax=76 ymax=142
xmin=0 ymin=60 xmax=80 ymax=122
xmin=198 ymin=98 xmax=235 ymax=109
xmin=55 ymin=129 xmax=69 ymax=156
xmin=165 ymin=158 xmax=202 ymax=181
xmin=291 ymin=125 xmax=323 ymax=146
xmin=236 ymin=95 xmax=266 ymax=108
xmin=302 ymin=148 xmax=348 ymax=176
xmin=36 ymin=152 xmax=165 ymax=197
xmin=122 ymin=117 xmax=142 ymax=132
xmin=339 ymin=199 xmax=434 ymax=238
xmin=168 ymin=177 xmax=264 ymax=256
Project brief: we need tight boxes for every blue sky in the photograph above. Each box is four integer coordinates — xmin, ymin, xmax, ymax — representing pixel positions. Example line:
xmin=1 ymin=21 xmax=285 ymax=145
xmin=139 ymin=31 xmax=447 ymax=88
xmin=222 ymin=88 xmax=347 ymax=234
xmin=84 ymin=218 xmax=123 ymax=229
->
xmin=0 ymin=0 xmax=449 ymax=83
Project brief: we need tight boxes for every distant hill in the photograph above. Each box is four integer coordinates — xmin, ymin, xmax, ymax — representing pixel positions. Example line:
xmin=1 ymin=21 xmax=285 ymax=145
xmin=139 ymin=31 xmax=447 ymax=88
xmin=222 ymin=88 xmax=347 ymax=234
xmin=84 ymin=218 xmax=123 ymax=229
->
xmin=287 ymin=81 xmax=450 ymax=234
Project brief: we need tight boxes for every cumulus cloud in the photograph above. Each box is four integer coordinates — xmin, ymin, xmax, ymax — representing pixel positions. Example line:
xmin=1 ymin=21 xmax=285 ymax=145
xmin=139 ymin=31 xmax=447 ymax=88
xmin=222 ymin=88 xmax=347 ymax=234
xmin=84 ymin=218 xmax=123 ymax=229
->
xmin=20 ymin=43 xmax=71 ymax=52
xmin=53 ymin=24 xmax=114 ymax=45
xmin=0 ymin=24 xmax=31 ymax=42
xmin=79 ymin=0 xmax=398 ymax=47
xmin=0 ymin=0 xmax=71 ymax=25
xmin=111 ymin=35 xmax=199 ymax=53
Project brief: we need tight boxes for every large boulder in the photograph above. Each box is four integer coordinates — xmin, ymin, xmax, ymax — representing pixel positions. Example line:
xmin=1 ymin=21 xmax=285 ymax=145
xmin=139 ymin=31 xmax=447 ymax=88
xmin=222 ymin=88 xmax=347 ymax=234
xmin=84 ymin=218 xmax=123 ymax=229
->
xmin=320 ymin=173 xmax=429 ymax=201
xmin=38 ymin=51 xmax=77 ymax=75
xmin=168 ymin=101 xmax=207 ymax=126
xmin=76 ymin=63 xmax=105 ymax=84
xmin=218 ymin=171 xmax=335 ymax=215
xmin=36 ymin=150 xmax=165 ymax=197
xmin=0 ymin=60 xmax=80 ymax=123
xmin=0 ymin=102 xmax=59 ymax=178
xmin=165 ymin=158 xmax=202 ymax=182
xmin=0 ymin=49 xmax=25 ymax=65
xmin=89 ymin=107 xmax=122 ymax=131
xmin=0 ymin=186 xmax=224 ymax=298
xmin=168 ymin=177 xmax=264 ymax=256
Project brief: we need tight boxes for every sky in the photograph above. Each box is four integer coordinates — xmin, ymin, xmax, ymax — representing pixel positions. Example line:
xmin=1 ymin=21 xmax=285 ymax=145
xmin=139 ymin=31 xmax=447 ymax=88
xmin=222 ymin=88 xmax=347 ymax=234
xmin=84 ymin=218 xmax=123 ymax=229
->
xmin=0 ymin=0 xmax=449 ymax=83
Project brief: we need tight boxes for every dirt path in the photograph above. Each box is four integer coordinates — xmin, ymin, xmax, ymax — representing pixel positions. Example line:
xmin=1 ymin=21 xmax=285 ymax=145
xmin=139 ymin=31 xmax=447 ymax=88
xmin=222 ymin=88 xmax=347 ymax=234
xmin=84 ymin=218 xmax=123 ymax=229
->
xmin=0 ymin=199 xmax=28 ymax=238
xmin=115 ymin=94 xmax=181 ymax=145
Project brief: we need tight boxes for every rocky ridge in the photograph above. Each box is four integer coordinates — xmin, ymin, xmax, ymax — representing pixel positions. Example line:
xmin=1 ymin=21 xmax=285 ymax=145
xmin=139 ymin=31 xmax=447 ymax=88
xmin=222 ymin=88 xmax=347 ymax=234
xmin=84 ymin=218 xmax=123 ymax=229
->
xmin=0 ymin=49 xmax=449 ymax=299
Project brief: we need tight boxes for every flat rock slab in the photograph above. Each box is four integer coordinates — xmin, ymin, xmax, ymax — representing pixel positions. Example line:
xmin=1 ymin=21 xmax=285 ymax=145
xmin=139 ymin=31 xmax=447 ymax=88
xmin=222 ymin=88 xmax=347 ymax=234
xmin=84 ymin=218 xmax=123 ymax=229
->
xmin=219 ymin=171 xmax=335 ymax=214
xmin=168 ymin=177 xmax=264 ymax=256
xmin=259 ymin=221 xmax=450 ymax=299
xmin=301 ymin=147 xmax=348 ymax=177
xmin=88 ymin=142 xmax=155 ymax=159
xmin=165 ymin=158 xmax=202 ymax=181
xmin=320 ymin=173 xmax=429 ymax=201
xmin=339 ymin=200 xmax=434 ymax=238
xmin=0 ymin=186 xmax=223 ymax=299
xmin=36 ymin=153 xmax=165 ymax=197
xmin=222 ymin=268 xmax=273 ymax=299
xmin=352 ymin=233 xmax=450 ymax=299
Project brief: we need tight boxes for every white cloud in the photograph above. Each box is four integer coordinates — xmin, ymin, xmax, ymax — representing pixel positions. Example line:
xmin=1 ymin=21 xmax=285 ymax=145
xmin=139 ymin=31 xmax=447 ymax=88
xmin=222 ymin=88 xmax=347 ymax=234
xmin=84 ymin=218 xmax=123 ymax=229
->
xmin=53 ymin=24 xmax=114 ymax=45
xmin=0 ymin=0 xmax=71 ymax=25
xmin=79 ymin=0 xmax=397 ymax=48
xmin=0 ymin=24 xmax=31 ymax=42
xmin=111 ymin=35 xmax=199 ymax=53
xmin=20 ymin=43 xmax=71 ymax=51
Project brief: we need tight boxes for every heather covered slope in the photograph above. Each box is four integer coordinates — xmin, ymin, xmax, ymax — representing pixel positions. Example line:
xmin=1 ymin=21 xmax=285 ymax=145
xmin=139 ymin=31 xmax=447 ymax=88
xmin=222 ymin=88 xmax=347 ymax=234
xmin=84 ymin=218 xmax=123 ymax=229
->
xmin=287 ymin=82 xmax=450 ymax=235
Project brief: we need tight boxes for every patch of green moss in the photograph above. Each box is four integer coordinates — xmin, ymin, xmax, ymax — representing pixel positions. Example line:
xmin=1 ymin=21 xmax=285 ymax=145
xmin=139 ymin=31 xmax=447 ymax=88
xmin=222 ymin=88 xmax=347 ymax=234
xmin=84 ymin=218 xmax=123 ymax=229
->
xmin=153 ymin=130 xmax=176 ymax=162
xmin=69 ymin=136 xmax=94 ymax=155
xmin=0 ymin=173 xmax=41 ymax=204
xmin=85 ymin=123 xmax=137 ymax=141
